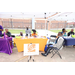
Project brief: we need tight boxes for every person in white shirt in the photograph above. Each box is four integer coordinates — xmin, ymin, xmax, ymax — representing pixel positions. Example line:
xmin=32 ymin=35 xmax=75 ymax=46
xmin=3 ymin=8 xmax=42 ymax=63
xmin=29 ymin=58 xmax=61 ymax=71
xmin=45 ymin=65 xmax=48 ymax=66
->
xmin=25 ymin=27 xmax=31 ymax=37
xmin=41 ymin=32 xmax=64 ymax=56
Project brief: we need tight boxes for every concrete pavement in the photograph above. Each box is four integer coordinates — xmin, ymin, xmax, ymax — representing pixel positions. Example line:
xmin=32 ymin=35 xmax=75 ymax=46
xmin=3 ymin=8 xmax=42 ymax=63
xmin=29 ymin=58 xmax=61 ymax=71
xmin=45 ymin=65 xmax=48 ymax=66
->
xmin=0 ymin=46 xmax=75 ymax=62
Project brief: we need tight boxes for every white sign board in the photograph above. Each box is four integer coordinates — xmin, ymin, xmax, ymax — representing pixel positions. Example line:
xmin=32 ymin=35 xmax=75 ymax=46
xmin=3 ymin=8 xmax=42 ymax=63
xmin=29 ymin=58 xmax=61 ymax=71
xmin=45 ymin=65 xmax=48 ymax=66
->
xmin=24 ymin=43 xmax=39 ymax=56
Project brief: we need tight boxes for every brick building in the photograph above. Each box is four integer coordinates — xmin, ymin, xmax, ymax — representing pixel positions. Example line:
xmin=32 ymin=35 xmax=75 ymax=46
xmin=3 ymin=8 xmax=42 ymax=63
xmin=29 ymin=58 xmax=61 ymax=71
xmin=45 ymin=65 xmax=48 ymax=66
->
xmin=0 ymin=18 xmax=67 ymax=30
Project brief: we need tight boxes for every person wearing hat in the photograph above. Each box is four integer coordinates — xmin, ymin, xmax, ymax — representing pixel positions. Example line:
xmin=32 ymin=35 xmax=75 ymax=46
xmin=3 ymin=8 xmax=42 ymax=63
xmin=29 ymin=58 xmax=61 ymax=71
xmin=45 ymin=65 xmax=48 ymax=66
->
xmin=31 ymin=30 xmax=37 ymax=37
xmin=0 ymin=25 xmax=3 ymax=36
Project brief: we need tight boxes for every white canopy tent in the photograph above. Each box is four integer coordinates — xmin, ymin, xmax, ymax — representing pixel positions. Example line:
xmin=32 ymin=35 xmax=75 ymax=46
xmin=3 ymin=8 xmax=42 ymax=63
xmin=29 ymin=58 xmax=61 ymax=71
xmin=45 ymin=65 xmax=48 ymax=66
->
xmin=0 ymin=12 xmax=50 ymax=19
xmin=1 ymin=12 xmax=75 ymax=22
xmin=48 ymin=12 xmax=75 ymax=22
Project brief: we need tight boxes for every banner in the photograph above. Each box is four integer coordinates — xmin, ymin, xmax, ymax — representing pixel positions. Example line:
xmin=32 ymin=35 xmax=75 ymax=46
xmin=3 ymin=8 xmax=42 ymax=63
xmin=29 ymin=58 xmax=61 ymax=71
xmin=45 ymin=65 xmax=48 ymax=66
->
xmin=24 ymin=43 xmax=39 ymax=56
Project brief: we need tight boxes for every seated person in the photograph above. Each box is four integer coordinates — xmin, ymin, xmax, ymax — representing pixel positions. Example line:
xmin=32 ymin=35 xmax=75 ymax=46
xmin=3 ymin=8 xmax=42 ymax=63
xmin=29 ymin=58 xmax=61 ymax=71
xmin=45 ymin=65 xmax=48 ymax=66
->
xmin=20 ymin=32 xmax=23 ymax=36
xmin=31 ymin=30 xmax=37 ymax=37
xmin=67 ymin=29 xmax=75 ymax=47
xmin=5 ymin=29 xmax=11 ymax=37
xmin=0 ymin=25 xmax=3 ymax=37
xmin=41 ymin=32 xmax=64 ymax=56
xmin=62 ymin=28 xmax=67 ymax=36
xmin=67 ymin=29 xmax=74 ymax=36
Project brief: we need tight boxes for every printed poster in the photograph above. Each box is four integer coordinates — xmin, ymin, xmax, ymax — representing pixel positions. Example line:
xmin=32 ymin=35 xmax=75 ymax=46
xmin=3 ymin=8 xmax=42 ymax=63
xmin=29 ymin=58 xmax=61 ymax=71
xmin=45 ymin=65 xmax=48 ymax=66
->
xmin=24 ymin=43 xmax=39 ymax=56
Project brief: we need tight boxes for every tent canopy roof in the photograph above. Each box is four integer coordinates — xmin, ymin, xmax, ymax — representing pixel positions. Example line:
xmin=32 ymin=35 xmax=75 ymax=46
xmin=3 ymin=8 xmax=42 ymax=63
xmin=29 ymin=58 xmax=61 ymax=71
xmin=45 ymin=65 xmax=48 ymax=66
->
xmin=48 ymin=12 xmax=75 ymax=22
xmin=0 ymin=12 xmax=56 ymax=19
xmin=0 ymin=12 xmax=75 ymax=22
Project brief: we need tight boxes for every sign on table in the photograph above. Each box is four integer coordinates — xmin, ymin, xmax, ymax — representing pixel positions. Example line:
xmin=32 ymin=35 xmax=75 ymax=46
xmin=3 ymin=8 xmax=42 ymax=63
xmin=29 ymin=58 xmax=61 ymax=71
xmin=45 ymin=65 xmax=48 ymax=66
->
xmin=24 ymin=43 xmax=39 ymax=56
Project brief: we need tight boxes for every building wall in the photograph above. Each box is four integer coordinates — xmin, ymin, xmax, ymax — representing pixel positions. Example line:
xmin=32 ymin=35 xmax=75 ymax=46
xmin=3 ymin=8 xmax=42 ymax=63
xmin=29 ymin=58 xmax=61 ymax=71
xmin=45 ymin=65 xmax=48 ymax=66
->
xmin=0 ymin=18 xmax=67 ymax=30
xmin=0 ymin=18 xmax=2 ymax=25
xmin=50 ymin=21 xmax=67 ymax=29
xmin=2 ymin=18 xmax=11 ymax=28
xmin=48 ymin=21 xmax=51 ymax=30
xmin=35 ymin=19 xmax=47 ymax=29
xmin=12 ymin=19 xmax=32 ymax=28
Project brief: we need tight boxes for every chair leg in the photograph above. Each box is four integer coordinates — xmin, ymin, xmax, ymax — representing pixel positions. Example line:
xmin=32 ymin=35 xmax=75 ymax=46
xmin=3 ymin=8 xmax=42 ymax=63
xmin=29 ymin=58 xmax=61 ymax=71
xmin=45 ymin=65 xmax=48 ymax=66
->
xmin=51 ymin=50 xmax=62 ymax=59
xmin=57 ymin=52 xmax=62 ymax=59
xmin=51 ymin=50 xmax=58 ymax=58
xmin=50 ymin=49 xmax=54 ymax=54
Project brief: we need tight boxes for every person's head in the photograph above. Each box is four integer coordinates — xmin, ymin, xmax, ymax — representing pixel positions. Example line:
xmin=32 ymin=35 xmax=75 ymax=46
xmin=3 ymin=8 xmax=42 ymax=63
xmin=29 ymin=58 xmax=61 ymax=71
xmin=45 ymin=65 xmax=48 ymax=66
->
xmin=71 ymin=29 xmax=74 ymax=32
xmin=26 ymin=27 xmax=29 ymax=30
xmin=62 ymin=28 xmax=65 ymax=32
xmin=20 ymin=32 xmax=23 ymax=36
xmin=5 ymin=29 xmax=8 ymax=33
xmin=33 ymin=30 xmax=36 ymax=34
xmin=58 ymin=32 xmax=63 ymax=37
xmin=62 ymin=28 xmax=67 ymax=33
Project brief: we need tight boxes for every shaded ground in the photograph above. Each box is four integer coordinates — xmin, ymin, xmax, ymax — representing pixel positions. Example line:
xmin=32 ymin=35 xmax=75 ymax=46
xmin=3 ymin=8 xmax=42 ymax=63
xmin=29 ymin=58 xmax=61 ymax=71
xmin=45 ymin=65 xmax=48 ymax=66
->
xmin=0 ymin=46 xmax=75 ymax=62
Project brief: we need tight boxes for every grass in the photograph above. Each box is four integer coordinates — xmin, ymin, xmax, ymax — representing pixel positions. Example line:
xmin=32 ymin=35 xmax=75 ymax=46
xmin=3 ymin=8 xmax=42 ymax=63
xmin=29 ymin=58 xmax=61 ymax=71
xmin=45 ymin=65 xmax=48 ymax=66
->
xmin=2 ymin=29 xmax=75 ymax=34
xmin=2 ymin=29 xmax=38 ymax=34
xmin=50 ymin=29 xmax=75 ymax=33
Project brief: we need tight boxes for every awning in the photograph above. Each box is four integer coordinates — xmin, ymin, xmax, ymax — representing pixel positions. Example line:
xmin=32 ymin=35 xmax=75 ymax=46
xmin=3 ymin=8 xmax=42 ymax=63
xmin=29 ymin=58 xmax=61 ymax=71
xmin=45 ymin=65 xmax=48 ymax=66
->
xmin=48 ymin=12 xmax=75 ymax=22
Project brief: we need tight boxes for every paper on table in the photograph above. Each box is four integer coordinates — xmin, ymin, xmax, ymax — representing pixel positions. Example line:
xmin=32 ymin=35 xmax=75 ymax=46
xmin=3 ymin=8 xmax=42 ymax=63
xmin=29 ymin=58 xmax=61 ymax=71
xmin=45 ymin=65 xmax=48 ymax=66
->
xmin=64 ymin=36 xmax=72 ymax=38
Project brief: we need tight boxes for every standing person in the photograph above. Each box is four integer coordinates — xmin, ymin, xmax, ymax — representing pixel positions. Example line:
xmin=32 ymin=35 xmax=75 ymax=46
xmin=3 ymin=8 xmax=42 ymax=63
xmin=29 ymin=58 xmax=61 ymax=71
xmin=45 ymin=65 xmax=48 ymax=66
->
xmin=67 ymin=29 xmax=74 ymax=36
xmin=0 ymin=25 xmax=3 ymax=36
xmin=25 ymin=27 xmax=31 ymax=37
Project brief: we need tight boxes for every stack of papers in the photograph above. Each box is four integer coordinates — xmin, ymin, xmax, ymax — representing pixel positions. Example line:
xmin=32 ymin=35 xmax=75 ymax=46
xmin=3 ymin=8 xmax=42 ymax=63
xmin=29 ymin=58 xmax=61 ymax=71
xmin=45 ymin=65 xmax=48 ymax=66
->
xmin=64 ymin=36 xmax=72 ymax=38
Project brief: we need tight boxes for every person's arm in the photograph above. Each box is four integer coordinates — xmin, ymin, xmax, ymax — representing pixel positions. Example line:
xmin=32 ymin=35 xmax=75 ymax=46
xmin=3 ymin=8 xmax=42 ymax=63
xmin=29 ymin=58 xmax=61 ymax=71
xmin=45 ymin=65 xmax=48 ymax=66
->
xmin=53 ymin=37 xmax=64 ymax=47
xmin=73 ymin=32 xmax=74 ymax=35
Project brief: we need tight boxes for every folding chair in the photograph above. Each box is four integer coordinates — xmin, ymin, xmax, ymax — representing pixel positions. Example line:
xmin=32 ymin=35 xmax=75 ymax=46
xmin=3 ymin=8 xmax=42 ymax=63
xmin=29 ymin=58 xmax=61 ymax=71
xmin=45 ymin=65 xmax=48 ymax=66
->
xmin=50 ymin=35 xmax=56 ymax=38
xmin=50 ymin=41 xmax=64 ymax=59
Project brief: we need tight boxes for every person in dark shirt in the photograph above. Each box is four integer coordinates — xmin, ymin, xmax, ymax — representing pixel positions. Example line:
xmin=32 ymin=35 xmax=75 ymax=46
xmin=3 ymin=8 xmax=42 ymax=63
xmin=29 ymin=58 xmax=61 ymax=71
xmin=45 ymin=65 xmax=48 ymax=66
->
xmin=67 ymin=29 xmax=74 ymax=36
xmin=5 ymin=29 xmax=11 ymax=37
xmin=67 ymin=29 xmax=75 ymax=47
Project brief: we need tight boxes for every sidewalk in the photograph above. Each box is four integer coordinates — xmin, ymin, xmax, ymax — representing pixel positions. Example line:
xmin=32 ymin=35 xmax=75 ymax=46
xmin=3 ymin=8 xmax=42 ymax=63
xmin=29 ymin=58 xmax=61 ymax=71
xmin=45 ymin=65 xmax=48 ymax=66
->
xmin=0 ymin=46 xmax=75 ymax=62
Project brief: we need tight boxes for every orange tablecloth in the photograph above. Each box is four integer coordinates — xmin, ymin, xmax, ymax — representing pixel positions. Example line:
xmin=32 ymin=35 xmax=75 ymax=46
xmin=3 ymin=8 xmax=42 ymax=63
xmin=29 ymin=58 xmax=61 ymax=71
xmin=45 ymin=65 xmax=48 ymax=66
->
xmin=14 ymin=38 xmax=48 ymax=52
